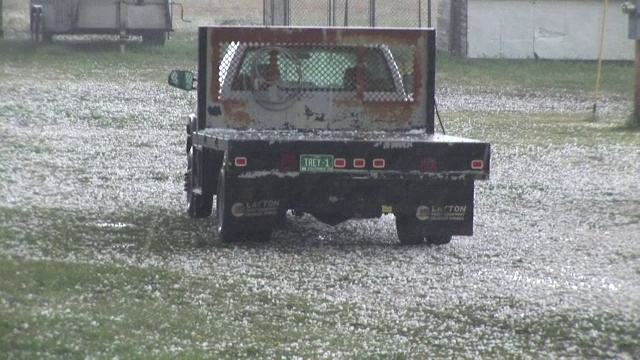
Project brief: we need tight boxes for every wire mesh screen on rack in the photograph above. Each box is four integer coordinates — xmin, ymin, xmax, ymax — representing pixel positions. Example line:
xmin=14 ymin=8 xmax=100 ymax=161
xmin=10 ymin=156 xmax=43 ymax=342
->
xmin=218 ymin=42 xmax=416 ymax=108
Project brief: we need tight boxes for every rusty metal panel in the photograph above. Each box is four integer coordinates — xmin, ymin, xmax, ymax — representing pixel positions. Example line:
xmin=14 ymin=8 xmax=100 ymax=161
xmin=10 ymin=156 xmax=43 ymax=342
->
xmin=204 ymin=26 xmax=432 ymax=132
xmin=30 ymin=0 xmax=78 ymax=32
xmin=76 ymin=0 xmax=118 ymax=29
xmin=55 ymin=0 xmax=76 ymax=31
xmin=30 ymin=0 xmax=171 ymax=33
xmin=127 ymin=0 xmax=171 ymax=30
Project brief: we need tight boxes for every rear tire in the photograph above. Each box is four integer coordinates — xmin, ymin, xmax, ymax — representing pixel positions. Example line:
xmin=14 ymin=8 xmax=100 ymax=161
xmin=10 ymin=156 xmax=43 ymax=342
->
xmin=244 ymin=231 xmax=273 ymax=243
xmin=395 ymin=216 xmax=426 ymax=245
xmin=395 ymin=216 xmax=452 ymax=246
xmin=426 ymin=234 xmax=452 ymax=246
xmin=185 ymin=148 xmax=213 ymax=218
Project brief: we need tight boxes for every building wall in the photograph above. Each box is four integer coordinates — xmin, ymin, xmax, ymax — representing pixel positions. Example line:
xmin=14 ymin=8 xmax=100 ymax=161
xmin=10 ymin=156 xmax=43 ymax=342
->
xmin=437 ymin=0 xmax=453 ymax=52
xmin=467 ymin=0 xmax=634 ymax=60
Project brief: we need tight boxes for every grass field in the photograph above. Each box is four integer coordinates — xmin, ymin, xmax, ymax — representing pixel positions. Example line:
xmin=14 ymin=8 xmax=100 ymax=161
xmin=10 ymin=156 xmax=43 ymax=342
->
xmin=1 ymin=1 xmax=640 ymax=359
xmin=0 ymin=34 xmax=635 ymax=102
xmin=1 ymin=0 xmax=635 ymax=95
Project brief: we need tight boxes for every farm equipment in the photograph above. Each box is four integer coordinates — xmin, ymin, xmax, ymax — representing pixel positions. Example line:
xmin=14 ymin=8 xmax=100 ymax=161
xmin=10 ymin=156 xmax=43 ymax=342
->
xmin=168 ymin=26 xmax=491 ymax=245
xmin=29 ymin=0 xmax=188 ymax=45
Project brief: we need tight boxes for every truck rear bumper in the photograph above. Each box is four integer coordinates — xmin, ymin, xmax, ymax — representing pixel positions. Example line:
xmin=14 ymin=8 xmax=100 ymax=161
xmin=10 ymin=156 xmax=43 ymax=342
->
xmin=196 ymin=131 xmax=489 ymax=237
xmin=220 ymin=172 xmax=476 ymax=236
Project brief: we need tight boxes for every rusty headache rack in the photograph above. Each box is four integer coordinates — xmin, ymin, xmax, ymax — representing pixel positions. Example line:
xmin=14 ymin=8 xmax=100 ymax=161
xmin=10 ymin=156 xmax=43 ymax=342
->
xmin=195 ymin=26 xmax=437 ymax=134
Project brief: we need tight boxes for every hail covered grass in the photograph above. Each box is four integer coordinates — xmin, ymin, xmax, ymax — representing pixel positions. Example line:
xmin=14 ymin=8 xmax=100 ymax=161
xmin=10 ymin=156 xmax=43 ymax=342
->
xmin=1 ymin=67 xmax=639 ymax=359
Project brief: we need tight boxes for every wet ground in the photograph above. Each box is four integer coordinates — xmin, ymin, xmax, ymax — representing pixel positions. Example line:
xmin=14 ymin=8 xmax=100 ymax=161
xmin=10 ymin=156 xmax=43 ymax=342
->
xmin=1 ymin=66 xmax=639 ymax=357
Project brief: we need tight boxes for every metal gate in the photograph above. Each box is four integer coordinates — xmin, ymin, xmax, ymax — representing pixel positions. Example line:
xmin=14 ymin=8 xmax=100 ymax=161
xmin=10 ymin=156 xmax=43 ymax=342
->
xmin=263 ymin=0 xmax=434 ymax=28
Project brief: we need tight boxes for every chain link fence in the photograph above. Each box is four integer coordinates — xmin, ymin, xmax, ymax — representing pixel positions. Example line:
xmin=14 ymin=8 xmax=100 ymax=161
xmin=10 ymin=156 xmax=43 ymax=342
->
xmin=220 ymin=42 xmax=415 ymax=109
xmin=264 ymin=0 xmax=437 ymax=28
xmin=263 ymin=0 xmax=466 ymax=56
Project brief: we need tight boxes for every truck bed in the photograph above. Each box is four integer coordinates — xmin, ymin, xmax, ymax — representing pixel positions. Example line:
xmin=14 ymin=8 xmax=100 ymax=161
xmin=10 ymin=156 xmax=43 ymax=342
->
xmin=168 ymin=26 xmax=491 ymax=244
xmin=193 ymin=129 xmax=490 ymax=181
xmin=197 ymin=128 xmax=484 ymax=146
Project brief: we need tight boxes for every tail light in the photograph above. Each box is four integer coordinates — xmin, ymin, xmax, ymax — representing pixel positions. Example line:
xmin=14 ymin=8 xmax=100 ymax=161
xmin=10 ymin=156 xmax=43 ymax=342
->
xmin=279 ymin=153 xmax=297 ymax=171
xmin=471 ymin=160 xmax=484 ymax=170
xmin=353 ymin=158 xmax=366 ymax=168
xmin=234 ymin=157 xmax=247 ymax=167
xmin=334 ymin=158 xmax=346 ymax=168
xmin=419 ymin=157 xmax=437 ymax=172
xmin=372 ymin=159 xmax=386 ymax=169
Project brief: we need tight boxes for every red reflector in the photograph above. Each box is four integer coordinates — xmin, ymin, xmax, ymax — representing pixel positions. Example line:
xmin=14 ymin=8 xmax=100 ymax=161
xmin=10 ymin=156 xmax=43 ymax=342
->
xmin=234 ymin=157 xmax=247 ymax=167
xmin=279 ymin=153 xmax=297 ymax=171
xmin=471 ymin=160 xmax=484 ymax=170
xmin=419 ymin=157 xmax=437 ymax=172
xmin=373 ymin=159 xmax=385 ymax=168
xmin=334 ymin=158 xmax=346 ymax=168
xmin=353 ymin=158 xmax=366 ymax=168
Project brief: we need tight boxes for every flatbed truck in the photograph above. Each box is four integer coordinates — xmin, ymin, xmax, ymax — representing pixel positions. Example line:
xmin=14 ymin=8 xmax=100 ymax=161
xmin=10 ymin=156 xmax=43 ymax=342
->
xmin=168 ymin=26 xmax=491 ymax=245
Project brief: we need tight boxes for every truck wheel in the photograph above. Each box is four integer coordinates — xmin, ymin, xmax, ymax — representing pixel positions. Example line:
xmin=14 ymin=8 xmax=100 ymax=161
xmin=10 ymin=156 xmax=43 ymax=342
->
xmin=395 ymin=216 xmax=452 ymax=246
xmin=426 ymin=235 xmax=452 ymax=245
xmin=244 ymin=231 xmax=273 ymax=243
xmin=395 ymin=216 xmax=426 ymax=245
xmin=185 ymin=147 xmax=213 ymax=218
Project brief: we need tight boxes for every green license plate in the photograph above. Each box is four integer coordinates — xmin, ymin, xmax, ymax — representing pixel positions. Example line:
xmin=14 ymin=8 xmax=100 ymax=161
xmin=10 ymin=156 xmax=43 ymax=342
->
xmin=300 ymin=154 xmax=334 ymax=172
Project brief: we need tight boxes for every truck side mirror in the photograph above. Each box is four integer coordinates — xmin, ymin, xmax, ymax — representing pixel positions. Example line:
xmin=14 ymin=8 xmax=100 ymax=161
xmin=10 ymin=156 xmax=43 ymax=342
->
xmin=168 ymin=70 xmax=196 ymax=90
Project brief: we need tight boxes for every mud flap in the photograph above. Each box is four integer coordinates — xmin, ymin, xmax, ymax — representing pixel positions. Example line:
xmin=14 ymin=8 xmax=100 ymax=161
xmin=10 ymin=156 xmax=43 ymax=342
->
xmin=218 ymin=175 xmax=286 ymax=234
xmin=394 ymin=180 xmax=475 ymax=236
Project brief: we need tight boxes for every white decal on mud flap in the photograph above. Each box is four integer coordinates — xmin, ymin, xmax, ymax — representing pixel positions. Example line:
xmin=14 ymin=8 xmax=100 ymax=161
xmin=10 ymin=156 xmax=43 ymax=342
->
xmin=231 ymin=203 xmax=246 ymax=217
xmin=416 ymin=206 xmax=430 ymax=221
xmin=429 ymin=205 xmax=467 ymax=221
xmin=243 ymin=200 xmax=280 ymax=217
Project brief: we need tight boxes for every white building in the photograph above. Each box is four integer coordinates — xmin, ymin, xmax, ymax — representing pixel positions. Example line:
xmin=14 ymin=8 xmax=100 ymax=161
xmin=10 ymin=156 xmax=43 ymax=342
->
xmin=440 ymin=0 xmax=634 ymax=60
